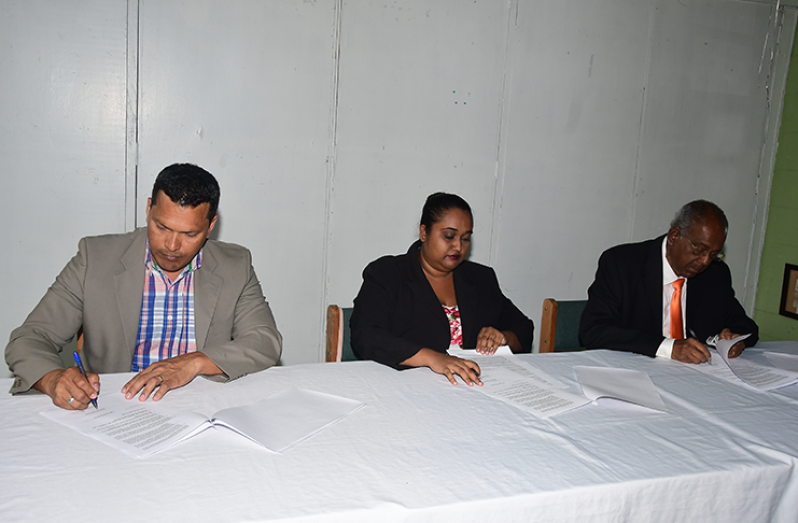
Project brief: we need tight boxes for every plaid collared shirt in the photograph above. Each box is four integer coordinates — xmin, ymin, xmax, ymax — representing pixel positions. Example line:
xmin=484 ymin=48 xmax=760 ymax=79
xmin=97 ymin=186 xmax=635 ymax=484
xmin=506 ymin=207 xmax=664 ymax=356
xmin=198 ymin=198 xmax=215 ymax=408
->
xmin=131 ymin=239 xmax=200 ymax=372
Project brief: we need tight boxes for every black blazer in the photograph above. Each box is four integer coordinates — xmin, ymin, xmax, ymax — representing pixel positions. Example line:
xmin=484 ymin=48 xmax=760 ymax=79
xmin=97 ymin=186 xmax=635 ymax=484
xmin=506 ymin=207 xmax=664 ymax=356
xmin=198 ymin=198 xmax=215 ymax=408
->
xmin=350 ymin=241 xmax=534 ymax=369
xmin=579 ymin=236 xmax=758 ymax=357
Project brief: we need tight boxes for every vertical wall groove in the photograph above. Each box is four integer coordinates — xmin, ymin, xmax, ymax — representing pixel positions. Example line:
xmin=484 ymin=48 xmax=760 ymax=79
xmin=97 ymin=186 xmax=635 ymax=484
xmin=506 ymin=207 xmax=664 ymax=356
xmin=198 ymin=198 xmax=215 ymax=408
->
xmin=125 ymin=0 xmax=140 ymax=231
xmin=488 ymin=0 xmax=517 ymax=269
xmin=319 ymin=0 xmax=344 ymax=360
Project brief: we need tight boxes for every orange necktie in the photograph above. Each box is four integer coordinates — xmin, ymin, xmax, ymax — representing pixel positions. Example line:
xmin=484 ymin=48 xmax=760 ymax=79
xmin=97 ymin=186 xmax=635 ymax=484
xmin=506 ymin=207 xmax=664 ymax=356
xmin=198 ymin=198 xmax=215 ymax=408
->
xmin=670 ymin=278 xmax=685 ymax=339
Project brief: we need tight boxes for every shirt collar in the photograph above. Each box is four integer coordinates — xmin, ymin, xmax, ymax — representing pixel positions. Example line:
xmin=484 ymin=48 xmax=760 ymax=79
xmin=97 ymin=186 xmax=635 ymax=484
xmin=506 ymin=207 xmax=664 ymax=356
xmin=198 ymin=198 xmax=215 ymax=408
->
xmin=661 ymin=236 xmax=681 ymax=286
xmin=144 ymin=238 xmax=203 ymax=278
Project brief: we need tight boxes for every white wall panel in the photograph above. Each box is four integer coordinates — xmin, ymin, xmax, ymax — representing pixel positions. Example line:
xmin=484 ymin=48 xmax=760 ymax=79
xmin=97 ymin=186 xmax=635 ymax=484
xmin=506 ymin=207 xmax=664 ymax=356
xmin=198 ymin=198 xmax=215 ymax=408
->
xmin=632 ymin=0 xmax=778 ymax=302
xmin=0 ymin=1 xmax=128 ymax=378
xmin=328 ymin=0 xmax=512 ymax=312
xmin=136 ymin=0 xmax=337 ymax=365
xmin=495 ymin=0 xmax=651 ymax=334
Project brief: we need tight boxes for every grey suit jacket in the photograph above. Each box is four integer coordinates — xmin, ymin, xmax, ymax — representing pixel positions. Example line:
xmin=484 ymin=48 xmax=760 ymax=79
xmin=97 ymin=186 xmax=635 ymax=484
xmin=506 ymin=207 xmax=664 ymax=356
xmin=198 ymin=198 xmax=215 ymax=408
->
xmin=5 ymin=228 xmax=282 ymax=393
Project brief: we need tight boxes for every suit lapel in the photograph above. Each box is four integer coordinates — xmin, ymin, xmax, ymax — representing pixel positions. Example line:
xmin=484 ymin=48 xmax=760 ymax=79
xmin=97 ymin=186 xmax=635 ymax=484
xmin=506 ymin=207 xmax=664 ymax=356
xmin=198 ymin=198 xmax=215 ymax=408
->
xmin=453 ymin=267 xmax=478 ymax=345
xmin=114 ymin=229 xmax=147 ymax=364
xmin=403 ymin=242 xmax=447 ymax=323
xmin=194 ymin=243 xmax=222 ymax=351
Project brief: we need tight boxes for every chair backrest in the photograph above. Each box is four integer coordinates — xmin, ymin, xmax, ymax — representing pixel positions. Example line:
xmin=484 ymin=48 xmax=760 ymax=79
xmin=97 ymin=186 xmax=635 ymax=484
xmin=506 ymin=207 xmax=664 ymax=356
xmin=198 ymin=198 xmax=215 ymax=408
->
xmin=325 ymin=305 xmax=356 ymax=362
xmin=539 ymin=298 xmax=588 ymax=353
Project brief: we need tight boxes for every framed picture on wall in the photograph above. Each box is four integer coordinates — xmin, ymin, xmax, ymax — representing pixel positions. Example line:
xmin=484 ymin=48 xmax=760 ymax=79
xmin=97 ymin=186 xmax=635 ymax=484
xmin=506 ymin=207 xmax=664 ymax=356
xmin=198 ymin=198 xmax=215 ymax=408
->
xmin=779 ymin=263 xmax=798 ymax=320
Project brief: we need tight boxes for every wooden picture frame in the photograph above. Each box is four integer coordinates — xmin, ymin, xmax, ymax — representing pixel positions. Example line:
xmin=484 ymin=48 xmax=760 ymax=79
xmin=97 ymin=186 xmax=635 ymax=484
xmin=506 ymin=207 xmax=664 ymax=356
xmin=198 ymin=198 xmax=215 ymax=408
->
xmin=779 ymin=263 xmax=798 ymax=320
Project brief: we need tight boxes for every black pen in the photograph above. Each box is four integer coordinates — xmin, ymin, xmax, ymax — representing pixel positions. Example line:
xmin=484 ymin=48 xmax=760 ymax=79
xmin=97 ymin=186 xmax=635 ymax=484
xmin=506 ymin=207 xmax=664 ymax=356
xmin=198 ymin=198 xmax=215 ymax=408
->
xmin=73 ymin=351 xmax=98 ymax=409
xmin=689 ymin=329 xmax=712 ymax=366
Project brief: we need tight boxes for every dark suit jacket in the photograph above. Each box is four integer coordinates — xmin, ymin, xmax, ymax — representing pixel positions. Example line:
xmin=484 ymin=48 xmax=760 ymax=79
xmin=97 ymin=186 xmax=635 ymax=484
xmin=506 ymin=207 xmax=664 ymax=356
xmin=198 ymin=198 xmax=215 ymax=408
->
xmin=350 ymin=241 xmax=534 ymax=369
xmin=579 ymin=235 xmax=758 ymax=357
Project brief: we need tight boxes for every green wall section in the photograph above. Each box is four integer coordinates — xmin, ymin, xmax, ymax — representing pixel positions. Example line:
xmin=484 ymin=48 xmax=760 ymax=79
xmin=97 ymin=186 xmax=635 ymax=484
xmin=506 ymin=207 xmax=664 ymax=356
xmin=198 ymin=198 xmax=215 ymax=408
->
xmin=754 ymin=39 xmax=798 ymax=341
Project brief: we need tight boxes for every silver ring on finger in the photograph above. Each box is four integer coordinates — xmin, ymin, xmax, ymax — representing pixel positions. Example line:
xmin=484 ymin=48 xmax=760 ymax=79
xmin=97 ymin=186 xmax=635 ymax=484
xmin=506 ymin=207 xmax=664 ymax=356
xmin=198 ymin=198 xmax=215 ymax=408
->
xmin=157 ymin=375 xmax=164 ymax=383
xmin=68 ymin=396 xmax=75 ymax=405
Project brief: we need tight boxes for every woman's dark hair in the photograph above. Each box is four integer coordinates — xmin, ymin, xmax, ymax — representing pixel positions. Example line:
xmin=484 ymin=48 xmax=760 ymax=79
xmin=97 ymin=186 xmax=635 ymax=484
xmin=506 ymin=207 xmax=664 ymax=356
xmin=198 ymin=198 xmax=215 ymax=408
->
xmin=151 ymin=163 xmax=220 ymax=223
xmin=420 ymin=192 xmax=473 ymax=231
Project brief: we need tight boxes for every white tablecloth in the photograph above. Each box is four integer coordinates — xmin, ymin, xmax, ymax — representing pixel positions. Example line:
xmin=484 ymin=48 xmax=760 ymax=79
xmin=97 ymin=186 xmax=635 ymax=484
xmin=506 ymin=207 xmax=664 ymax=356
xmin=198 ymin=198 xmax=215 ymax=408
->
xmin=2 ymin=349 xmax=798 ymax=523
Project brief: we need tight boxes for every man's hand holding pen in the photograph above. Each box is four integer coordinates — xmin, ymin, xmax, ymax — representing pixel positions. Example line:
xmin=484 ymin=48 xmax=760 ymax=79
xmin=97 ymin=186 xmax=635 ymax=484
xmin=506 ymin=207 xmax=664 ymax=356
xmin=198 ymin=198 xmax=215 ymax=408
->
xmin=672 ymin=338 xmax=712 ymax=364
xmin=34 ymin=365 xmax=99 ymax=410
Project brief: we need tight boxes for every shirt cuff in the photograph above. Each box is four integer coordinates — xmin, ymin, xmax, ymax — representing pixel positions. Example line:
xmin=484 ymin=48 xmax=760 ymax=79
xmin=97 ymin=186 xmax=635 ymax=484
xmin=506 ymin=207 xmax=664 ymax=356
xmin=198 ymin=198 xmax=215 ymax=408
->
xmin=656 ymin=338 xmax=675 ymax=359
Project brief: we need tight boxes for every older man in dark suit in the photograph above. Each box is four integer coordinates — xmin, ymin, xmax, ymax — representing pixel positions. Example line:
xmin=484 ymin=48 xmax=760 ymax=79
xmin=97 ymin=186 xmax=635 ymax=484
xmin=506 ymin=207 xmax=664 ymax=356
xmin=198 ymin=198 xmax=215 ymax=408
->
xmin=579 ymin=200 xmax=758 ymax=364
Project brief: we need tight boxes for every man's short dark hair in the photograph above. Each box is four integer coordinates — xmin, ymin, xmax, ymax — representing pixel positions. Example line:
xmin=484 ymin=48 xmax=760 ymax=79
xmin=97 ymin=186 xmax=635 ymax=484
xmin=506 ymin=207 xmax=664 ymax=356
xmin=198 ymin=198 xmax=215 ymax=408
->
xmin=151 ymin=163 xmax=220 ymax=223
xmin=670 ymin=200 xmax=728 ymax=235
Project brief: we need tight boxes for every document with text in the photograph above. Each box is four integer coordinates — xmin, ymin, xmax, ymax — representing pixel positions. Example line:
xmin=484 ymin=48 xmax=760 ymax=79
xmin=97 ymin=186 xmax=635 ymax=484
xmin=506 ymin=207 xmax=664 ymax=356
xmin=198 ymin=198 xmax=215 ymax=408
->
xmin=717 ymin=335 xmax=798 ymax=390
xmin=41 ymin=387 xmax=365 ymax=458
xmin=690 ymin=336 xmax=798 ymax=391
xmin=453 ymin=351 xmax=590 ymax=418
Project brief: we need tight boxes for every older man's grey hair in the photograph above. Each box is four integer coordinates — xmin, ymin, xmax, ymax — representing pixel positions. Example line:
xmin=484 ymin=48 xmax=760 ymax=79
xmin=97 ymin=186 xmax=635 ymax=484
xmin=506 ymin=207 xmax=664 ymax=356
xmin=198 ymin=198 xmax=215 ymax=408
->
xmin=670 ymin=200 xmax=729 ymax=235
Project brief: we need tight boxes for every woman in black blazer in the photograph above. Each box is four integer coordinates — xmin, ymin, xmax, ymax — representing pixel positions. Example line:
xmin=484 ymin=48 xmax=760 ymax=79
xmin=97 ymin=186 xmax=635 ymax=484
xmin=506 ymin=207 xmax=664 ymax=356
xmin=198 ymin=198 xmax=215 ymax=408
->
xmin=350 ymin=193 xmax=534 ymax=386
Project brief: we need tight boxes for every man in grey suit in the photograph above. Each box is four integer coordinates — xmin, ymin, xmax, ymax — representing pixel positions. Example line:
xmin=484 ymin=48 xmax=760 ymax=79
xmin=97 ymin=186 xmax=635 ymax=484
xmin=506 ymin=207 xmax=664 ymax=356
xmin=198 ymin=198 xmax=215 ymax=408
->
xmin=5 ymin=164 xmax=282 ymax=409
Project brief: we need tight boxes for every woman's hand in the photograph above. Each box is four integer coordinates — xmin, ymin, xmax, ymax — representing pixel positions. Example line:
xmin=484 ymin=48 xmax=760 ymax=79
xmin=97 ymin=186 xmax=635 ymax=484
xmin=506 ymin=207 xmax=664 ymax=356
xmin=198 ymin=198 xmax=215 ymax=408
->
xmin=475 ymin=328 xmax=524 ymax=354
xmin=401 ymin=348 xmax=482 ymax=386
xmin=476 ymin=327 xmax=506 ymax=355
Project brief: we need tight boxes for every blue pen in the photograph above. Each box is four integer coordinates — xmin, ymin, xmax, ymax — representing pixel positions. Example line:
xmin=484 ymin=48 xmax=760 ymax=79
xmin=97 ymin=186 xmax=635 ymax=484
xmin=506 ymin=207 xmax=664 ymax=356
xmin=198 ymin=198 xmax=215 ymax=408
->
xmin=73 ymin=351 xmax=98 ymax=409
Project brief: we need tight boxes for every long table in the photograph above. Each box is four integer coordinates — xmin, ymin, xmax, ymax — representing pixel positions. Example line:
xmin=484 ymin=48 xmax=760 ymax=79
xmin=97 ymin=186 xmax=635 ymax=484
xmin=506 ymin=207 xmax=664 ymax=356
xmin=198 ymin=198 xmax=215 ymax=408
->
xmin=2 ymin=348 xmax=798 ymax=523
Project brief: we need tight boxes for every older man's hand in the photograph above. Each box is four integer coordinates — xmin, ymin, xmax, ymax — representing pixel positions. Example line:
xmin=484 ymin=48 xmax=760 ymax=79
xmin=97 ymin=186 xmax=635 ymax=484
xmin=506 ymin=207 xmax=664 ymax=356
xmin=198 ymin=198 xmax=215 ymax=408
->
xmin=672 ymin=338 xmax=712 ymax=364
xmin=719 ymin=328 xmax=746 ymax=358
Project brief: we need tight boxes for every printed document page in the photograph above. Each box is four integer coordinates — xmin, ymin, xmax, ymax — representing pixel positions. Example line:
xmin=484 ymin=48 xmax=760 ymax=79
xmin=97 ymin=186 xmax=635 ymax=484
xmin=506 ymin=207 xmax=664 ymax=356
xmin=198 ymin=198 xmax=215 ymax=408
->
xmin=454 ymin=352 xmax=590 ymax=418
xmin=690 ymin=350 xmax=752 ymax=389
xmin=715 ymin=335 xmax=798 ymax=390
xmin=42 ymin=387 xmax=364 ymax=458
xmin=450 ymin=347 xmax=567 ymax=389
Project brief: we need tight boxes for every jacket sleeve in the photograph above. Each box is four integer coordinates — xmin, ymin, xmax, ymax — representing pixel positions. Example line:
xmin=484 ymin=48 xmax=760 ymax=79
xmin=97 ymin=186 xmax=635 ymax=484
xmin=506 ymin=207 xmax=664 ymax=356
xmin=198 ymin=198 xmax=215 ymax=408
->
xmin=690 ymin=262 xmax=759 ymax=348
xmin=350 ymin=259 xmax=426 ymax=369
xmin=5 ymin=239 xmax=87 ymax=394
xmin=579 ymin=249 xmax=664 ymax=357
xmin=199 ymin=250 xmax=282 ymax=381
xmin=488 ymin=269 xmax=534 ymax=353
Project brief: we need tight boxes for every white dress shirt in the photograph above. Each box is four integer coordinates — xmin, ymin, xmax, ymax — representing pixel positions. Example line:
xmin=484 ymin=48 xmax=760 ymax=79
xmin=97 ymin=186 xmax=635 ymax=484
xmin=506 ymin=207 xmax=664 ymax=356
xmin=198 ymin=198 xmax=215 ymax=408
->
xmin=656 ymin=237 xmax=687 ymax=359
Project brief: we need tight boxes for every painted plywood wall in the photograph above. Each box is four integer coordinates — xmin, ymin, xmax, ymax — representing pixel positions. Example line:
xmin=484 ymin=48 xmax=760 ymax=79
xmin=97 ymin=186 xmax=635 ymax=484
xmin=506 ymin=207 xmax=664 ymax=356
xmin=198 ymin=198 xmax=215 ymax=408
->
xmin=1 ymin=0 xmax=792 ymax=378
xmin=755 ymin=34 xmax=798 ymax=341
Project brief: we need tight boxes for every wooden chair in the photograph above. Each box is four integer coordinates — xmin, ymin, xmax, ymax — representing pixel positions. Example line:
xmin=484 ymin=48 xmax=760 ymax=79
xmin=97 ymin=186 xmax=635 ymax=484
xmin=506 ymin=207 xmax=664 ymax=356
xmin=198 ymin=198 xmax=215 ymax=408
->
xmin=325 ymin=305 xmax=356 ymax=362
xmin=539 ymin=298 xmax=588 ymax=353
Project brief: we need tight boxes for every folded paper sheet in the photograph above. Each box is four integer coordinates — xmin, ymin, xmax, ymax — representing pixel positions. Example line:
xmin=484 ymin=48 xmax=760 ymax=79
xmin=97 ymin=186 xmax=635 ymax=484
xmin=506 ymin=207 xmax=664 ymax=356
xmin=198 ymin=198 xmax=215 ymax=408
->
xmin=574 ymin=366 xmax=667 ymax=412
